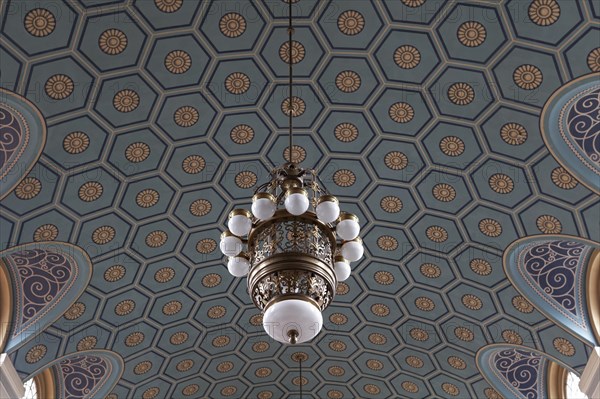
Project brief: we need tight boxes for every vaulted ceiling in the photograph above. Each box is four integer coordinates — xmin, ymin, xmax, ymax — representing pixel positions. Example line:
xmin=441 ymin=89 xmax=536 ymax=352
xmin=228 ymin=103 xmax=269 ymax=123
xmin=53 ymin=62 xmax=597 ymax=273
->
xmin=1 ymin=0 xmax=599 ymax=398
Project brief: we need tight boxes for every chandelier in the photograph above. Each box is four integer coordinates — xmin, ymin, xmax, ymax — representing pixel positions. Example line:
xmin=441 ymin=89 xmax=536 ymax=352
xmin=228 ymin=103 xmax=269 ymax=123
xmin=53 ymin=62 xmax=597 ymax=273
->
xmin=219 ymin=3 xmax=364 ymax=345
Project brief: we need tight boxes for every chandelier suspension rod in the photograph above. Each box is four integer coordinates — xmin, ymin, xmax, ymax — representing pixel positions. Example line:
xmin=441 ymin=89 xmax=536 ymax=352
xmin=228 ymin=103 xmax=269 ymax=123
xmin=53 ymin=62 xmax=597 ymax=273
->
xmin=299 ymin=357 xmax=303 ymax=399
xmin=287 ymin=0 xmax=293 ymax=162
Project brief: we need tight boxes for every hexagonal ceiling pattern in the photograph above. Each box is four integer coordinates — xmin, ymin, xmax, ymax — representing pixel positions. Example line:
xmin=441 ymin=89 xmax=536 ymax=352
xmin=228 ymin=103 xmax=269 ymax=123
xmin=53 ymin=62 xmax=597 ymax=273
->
xmin=1 ymin=0 xmax=599 ymax=398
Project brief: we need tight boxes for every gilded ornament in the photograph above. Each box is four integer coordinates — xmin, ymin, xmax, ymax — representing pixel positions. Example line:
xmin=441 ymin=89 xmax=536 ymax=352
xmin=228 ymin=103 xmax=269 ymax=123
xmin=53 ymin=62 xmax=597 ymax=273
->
xmin=182 ymin=384 xmax=199 ymax=396
xmin=217 ymin=361 xmax=234 ymax=373
xmin=410 ymin=328 xmax=429 ymax=341
xmin=154 ymin=267 xmax=175 ymax=283
xmin=513 ymin=64 xmax=543 ymax=90
xmin=462 ymin=294 xmax=483 ymax=310
xmin=78 ymin=181 xmax=103 ymax=202
xmin=162 ymin=300 xmax=182 ymax=315
xmin=329 ymin=340 xmax=346 ymax=351
xmin=388 ymin=102 xmax=414 ymax=123
xmin=225 ymin=72 xmax=250 ymax=95
xmin=371 ymin=303 xmax=390 ymax=317
xmin=432 ymin=183 xmax=456 ymax=202
xmin=146 ymin=230 xmax=168 ymax=248
xmin=64 ymin=302 xmax=85 ymax=320
xmin=337 ymin=10 xmax=365 ymax=36
xmin=363 ymin=384 xmax=380 ymax=395
xmin=439 ymin=136 xmax=465 ymax=156
xmin=45 ymin=74 xmax=74 ymax=100
xmin=182 ymin=155 xmax=205 ymax=174
xmin=25 ymin=345 xmax=47 ymax=363
xmin=479 ymin=218 xmax=502 ymax=237
xmin=170 ymin=331 xmax=189 ymax=345
xmin=470 ymin=258 xmax=492 ymax=276
xmin=174 ymin=106 xmax=199 ymax=127
xmin=63 ymin=132 xmax=90 ymax=154
xmin=553 ymin=337 xmax=575 ymax=356
xmin=327 ymin=390 xmax=343 ymax=399
xmin=528 ymin=0 xmax=560 ymax=26
xmin=255 ymin=367 xmax=272 ymax=377
xmin=551 ymin=167 xmax=578 ymax=189
xmin=196 ymin=238 xmax=216 ymax=254
xmin=15 ymin=177 xmax=41 ymax=200
xmin=252 ymin=341 xmax=269 ymax=352
xmin=125 ymin=142 xmax=150 ymax=163
xmin=334 ymin=122 xmax=358 ymax=142
xmin=212 ymin=335 xmax=230 ymax=347
xmin=489 ymin=174 xmax=514 ymax=194
xmin=164 ymin=50 xmax=192 ymax=74
xmin=502 ymin=329 xmax=523 ymax=345
xmin=115 ymin=299 xmax=135 ymax=316
xmin=394 ymin=45 xmax=421 ymax=69
xmin=457 ymin=21 xmax=486 ymax=47
xmin=384 ymin=151 xmax=408 ymax=170
xmin=235 ymin=170 xmax=258 ymax=188
xmin=485 ymin=388 xmax=503 ymax=399
xmin=406 ymin=355 xmax=424 ymax=368
xmin=98 ymin=29 xmax=127 ymax=55
xmin=281 ymin=96 xmax=305 ymax=117
xmin=448 ymin=82 xmax=475 ymax=105
xmin=92 ymin=226 xmax=116 ymax=245
xmin=335 ymin=70 xmax=361 ymax=93
xmin=230 ymin=124 xmax=255 ymax=144
xmin=368 ymin=333 xmax=387 ymax=345
xmin=142 ymin=387 xmax=160 ymax=399
xmin=201 ymin=273 xmax=221 ymax=288
xmin=113 ymin=89 xmax=140 ymax=112
xmin=279 ymin=40 xmax=305 ymax=64
xmin=208 ymin=305 xmax=226 ymax=319
xmin=333 ymin=169 xmax=356 ymax=187
xmin=374 ymin=270 xmax=394 ymax=285
xmin=587 ymin=48 xmax=600 ymax=72
xmin=512 ymin=295 xmax=534 ymax=313
xmin=402 ymin=381 xmax=419 ymax=393
xmin=415 ymin=296 xmax=435 ymax=311
xmin=104 ymin=265 xmax=126 ymax=282
xmin=329 ymin=313 xmax=347 ymax=325
xmin=536 ymin=215 xmax=562 ymax=234
xmin=292 ymin=377 xmax=308 ymax=387
xmin=401 ymin=0 xmax=426 ymax=7
xmin=448 ymin=356 xmax=466 ymax=370
xmin=125 ymin=332 xmax=144 ymax=347
xmin=328 ymin=366 xmax=345 ymax=376
xmin=337 ymin=282 xmax=349 ymax=295
xmin=134 ymin=361 xmax=152 ymax=375
xmin=250 ymin=313 xmax=263 ymax=326
xmin=500 ymin=122 xmax=528 ymax=145
xmin=155 ymin=0 xmax=183 ymax=13
xmin=283 ymin=145 xmax=306 ymax=164
xmin=380 ymin=196 xmax=402 ymax=213
xmin=455 ymin=327 xmax=474 ymax=342
xmin=442 ymin=382 xmax=460 ymax=396
xmin=24 ymin=8 xmax=56 ymax=37
xmin=426 ymin=226 xmax=448 ymax=243
xmin=377 ymin=235 xmax=398 ymax=251
xmin=176 ymin=359 xmax=194 ymax=372
xmin=136 ymin=189 xmax=159 ymax=208
xmin=420 ymin=263 xmax=441 ymax=278
xmin=33 ymin=224 xmax=58 ymax=241
xmin=219 ymin=13 xmax=246 ymax=38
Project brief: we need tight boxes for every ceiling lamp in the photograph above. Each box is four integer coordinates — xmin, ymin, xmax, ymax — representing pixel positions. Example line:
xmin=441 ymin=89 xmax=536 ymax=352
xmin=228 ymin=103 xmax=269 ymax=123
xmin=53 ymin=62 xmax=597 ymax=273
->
xmin=220 ymin=3 xmax=363 ymax=345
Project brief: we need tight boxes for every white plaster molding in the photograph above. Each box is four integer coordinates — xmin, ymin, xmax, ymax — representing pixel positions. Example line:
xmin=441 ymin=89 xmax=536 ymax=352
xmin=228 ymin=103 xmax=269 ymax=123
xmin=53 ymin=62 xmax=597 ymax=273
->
xmin=0 ymin=353 xmax=24 ymax=399
xmin=579 ymin=346 xmax=600 ymax=399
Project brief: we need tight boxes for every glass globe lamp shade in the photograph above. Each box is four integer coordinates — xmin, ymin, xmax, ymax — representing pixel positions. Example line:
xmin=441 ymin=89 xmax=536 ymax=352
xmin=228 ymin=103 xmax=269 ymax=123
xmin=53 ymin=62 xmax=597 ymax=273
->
xmin=219 ymin=231 xmax=243 ymax=257
xmin=263 ymin=298 xmax=323 ymax=344
xmin=228 ymin=209 xmax=252 ymax=237
xmin=333 ymin=255 xmax=351 ymax=281
xmin=316 ymin=195 xmax=340 ymax=223
xmin=341 ymin=237 xmax=363 ymax=262
xmin=284 ymin=188 xmax=309 ymax=216
xmin=227 ymin=253 xmax=250 ymax=277
xmin=336 ymin=213 xmax=360 ymax=240
xmin=252 ymin=193 xmax=277 ymax=220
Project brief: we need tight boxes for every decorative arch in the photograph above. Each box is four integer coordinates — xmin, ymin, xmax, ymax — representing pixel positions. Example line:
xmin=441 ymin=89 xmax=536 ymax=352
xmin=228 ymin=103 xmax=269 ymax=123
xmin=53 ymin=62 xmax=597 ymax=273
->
xmin=0 ymin=242 xmax=92 ymax=353
xmin=541 ymin=73 xmax=600 ymax=194
xmin=0 ymin=88 xmax=47 ymax=200
xmin=504 ymin=235 xmax=600 ymax=346
xmin=477 ymin=344 xmax=578 ymax=399
xmin=26 ymin=350 xmax=123 ymax=399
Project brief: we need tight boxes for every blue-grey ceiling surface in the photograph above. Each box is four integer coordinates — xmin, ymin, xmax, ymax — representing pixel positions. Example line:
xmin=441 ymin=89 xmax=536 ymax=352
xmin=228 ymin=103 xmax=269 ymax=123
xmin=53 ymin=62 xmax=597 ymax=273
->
xmin=1 ymin=0 xmax=599 ymax=398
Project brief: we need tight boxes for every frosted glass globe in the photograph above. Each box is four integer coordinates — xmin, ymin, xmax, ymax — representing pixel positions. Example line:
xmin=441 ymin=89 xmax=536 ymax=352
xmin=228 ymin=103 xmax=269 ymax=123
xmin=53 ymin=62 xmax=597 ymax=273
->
xmin=228 ymin=210 xmax=252 ymax=237
xmin=227 ymin=255 xmax=250 ymax=277
xmin=334 ymin=257 xmax=351 ymax=281
xmin=263 ymin=299 xmax=323 ymax=344
xmin=252 ymin=193 xmax=276 ymax=220
xmin=341 ymin=238 xmax=363 ymax=262
xmin=219 ymin=232 xmax=243 ymax=257
xmin=316 ymin=196 xmax=340 ymax=223
xmin=336 ymin=214 xmax=360 ymax=241
xmin=284 ymin=188 xmax=309 ymax=216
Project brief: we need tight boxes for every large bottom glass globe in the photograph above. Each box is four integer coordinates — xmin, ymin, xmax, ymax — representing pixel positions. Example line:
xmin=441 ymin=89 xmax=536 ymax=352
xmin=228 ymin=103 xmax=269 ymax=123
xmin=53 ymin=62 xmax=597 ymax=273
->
xmin=263 ymin=299 xmax=323 ymax=344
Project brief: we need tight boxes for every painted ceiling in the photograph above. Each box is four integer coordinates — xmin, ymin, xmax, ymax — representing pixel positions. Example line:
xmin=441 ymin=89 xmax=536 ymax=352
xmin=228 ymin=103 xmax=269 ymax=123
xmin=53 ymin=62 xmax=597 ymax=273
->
xmin=1 ymin=0 xmax=599 ymax=398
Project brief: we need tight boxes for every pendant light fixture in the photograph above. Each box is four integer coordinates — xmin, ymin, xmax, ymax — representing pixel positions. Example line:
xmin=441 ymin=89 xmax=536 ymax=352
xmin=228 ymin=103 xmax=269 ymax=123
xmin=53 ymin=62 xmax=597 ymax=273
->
xmin=220 ymin=1 xmax=364 ymax=345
